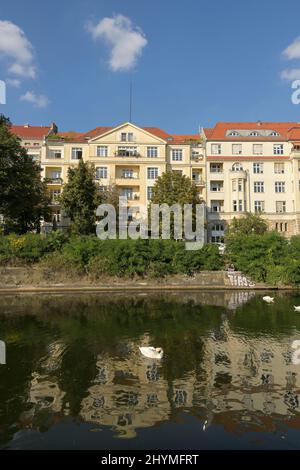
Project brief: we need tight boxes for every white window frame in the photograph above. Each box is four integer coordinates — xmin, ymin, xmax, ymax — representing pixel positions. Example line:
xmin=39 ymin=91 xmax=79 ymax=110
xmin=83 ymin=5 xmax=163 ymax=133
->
xmin=71 ymin=147 xmax=83 ymax=160
xmin=254 ymin=181 xmax=264 ymax=193
xmin=147 ymin=167 xmax=158 ymax=179
xmin=253 ymin=162 xmax=263 ymax=174
xmin=253 ymin=144 xmax=263 ymax=155
xmin=211 ymin=144 xmax=221 ymax=155
xmin=96 ymin=167 xmax=108 ymax=179
xmin=171 ymin=149 xmax=183 ymax=161
xmin=97 ymin=146 xmax=108 ymax=157
xmin=275 ymin=181 xmax=285 ymax=193
xmin=147 ymin=147 xmax=158 ymax=158
xmin=273 ymin=144 xmax=284 ymax=155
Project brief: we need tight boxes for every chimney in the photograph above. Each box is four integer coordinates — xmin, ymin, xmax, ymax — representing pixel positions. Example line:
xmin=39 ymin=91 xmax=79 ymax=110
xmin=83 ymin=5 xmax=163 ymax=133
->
xmin=257 ymin=120 xmax=262 ymax=126
xmin=24 ymin=123 xmax=30 ymax=128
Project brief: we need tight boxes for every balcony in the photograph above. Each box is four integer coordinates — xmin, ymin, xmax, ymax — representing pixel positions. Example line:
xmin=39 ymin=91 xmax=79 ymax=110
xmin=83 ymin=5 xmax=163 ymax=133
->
xmin=115 ymin=177 xmax=140 ymax=186
xmin=192 ymin=178 xmax=206 ymax=186
xmin=46 ymin=177 xmax=63 ymax=185
xmin=115 ymin=151 xmax=141 ymax=158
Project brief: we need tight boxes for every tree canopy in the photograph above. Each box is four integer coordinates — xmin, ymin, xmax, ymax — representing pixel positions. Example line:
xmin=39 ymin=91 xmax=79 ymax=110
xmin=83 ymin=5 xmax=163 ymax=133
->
xmin=60 ymin=159 xmax=101 ymax=234
xmin=0 ymin=114 xmax=51 ymax=233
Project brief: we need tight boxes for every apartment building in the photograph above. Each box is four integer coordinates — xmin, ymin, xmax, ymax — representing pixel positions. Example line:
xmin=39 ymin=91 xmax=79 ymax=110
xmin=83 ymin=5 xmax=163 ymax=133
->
xmin=31 ymin=122 xmax=204 ymax=228
xmin=11 ymin=119 xmax=300 ymax=242
xmin=202 ymin=122 xmax=300 ymax=242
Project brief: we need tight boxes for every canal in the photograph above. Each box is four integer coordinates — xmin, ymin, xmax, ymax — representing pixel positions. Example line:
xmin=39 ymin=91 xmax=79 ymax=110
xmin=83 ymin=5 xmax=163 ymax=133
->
xmin=0 ymin=291 xmax=300 ymax=450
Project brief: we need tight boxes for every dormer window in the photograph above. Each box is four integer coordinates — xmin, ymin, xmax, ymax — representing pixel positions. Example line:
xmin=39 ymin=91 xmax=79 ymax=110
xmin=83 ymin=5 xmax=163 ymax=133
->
xmin=249 ymin=131 xmax=259 ymax=136
xmin=229 ymin=131 xmax=239 ymax=136
xmin=270 ymin=131 xmax=279 ymax=136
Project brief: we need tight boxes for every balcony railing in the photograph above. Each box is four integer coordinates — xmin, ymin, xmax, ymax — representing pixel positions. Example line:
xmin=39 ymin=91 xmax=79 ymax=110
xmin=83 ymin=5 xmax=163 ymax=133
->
xmin=115 ymin=151 xmax=141 ymax=158
xmin=46 ymin=177 xmax=63 ymax=184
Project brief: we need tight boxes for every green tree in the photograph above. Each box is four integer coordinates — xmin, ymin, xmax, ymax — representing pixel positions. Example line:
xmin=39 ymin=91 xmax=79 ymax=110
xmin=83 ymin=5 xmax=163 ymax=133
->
xmin=226 ymin=213 xmax=268 ymax=238
xmin=60 ymin=159 xmax=101 ymax=234
xmin=150 ymin=171 xmax=202 ymax=238
xmin=0 ymin=114 xmax=51 ymax=234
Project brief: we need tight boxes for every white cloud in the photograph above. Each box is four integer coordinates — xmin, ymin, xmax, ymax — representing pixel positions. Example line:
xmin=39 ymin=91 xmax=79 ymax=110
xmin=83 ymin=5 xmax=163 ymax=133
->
xmin=282 ymin=36 xmax=300 ymax=60
xmin=0 ymin=20 xmax=36 ymax=78
xmin=6 ymin=78 xmax=21 ymax=88
xmin=87 ymin=14 xmax=147 ymax=71
xmin=280 ymin=68 xmax=300 ymax=82
xmin=20 ymin=91 xmax=49 ymax=108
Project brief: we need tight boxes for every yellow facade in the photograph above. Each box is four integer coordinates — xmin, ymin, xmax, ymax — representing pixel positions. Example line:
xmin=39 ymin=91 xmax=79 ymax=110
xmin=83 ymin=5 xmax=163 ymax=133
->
xmin=39 ymin=122 xmax=205 ymax=228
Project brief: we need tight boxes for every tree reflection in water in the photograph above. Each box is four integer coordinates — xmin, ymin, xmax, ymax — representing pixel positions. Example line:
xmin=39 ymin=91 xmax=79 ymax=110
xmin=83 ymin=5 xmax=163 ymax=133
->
xmin=0 ymin=291 xmax=300 ymax=448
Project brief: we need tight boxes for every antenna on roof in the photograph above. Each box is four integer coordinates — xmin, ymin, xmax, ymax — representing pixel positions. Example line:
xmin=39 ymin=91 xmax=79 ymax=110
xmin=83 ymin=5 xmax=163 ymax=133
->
xmin=129 ymin=81 xmax=132 ymax=122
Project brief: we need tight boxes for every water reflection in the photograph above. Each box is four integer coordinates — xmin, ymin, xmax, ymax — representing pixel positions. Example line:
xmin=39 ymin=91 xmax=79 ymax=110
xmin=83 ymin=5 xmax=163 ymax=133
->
xmin=0 ymin=291 xmax=300 ymax=448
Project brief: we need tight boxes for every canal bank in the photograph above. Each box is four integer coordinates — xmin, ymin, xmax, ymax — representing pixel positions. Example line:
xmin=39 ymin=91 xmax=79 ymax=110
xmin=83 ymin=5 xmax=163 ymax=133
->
xmin=0 ymin=267 xmax=296 ymax=293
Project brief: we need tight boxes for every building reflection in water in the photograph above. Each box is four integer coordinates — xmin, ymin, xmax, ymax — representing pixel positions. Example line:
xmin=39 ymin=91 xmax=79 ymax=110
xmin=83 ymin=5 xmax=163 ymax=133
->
xmin=0 ymin=291 xmax=300 ymax=445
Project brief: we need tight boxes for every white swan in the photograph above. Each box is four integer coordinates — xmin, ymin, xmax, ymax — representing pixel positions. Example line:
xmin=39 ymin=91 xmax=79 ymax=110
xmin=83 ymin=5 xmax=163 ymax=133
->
xmin=294 ymin=306 xmax=300 ymax=312
xmin=263 ymin=296 xmax=274 ymax=303
xmin=139 ymin=347 xmax=164 ymax=359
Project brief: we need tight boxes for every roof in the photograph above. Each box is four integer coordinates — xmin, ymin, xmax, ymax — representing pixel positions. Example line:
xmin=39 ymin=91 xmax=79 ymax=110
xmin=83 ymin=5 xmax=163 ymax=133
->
xmin=11 ymin=124 xmax=52 ymax=140
xmin=170 ymin=134 xmax=201 ymax=144
xmin=203 ymin=122 xmax=300 ymax=141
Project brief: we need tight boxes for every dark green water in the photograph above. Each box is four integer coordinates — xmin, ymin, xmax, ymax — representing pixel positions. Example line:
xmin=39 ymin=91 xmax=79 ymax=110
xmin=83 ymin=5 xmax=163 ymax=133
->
xmin=1 ymin=291 xmax=300 ymax=450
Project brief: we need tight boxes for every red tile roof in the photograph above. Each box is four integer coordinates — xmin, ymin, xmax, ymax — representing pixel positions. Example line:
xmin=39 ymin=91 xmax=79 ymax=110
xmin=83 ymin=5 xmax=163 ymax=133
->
xmin=170 ymin=134 xmax=201 ymax=144
xmin=203 ymin=122 xmax=300 ymax=141
xmin=11 ymin=124 xmax=52 ymax=140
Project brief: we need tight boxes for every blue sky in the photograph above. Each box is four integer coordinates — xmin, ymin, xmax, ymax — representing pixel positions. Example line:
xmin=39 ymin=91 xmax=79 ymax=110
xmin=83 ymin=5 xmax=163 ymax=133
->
xmin=1 ymin=0 xmax=300 ymax=133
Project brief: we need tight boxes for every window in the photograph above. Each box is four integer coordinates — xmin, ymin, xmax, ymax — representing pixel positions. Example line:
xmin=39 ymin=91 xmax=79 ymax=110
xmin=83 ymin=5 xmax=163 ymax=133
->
xmin=211 ymin=144 xmax=221 ymax=154
xmin=96 ymin=167 xmax=108 ymax=179
xmin=212 ymin=224 xmax=224 ymax=232
xmin=232 ymin=162 xmax=243 ymax=171
xmin=232 ymin=180 xmax=237 ymax=191
xmin=229 ymin=131 xmax=239 ymax=136
xmin=122 ymin=169 xmax=134 ymax=179
xmin=233 ymin=200 xmax=243 ymax=212
xmin=270 ymin=131 xmax=279 ymax=136
xmin=53 ymin=210 xmax=61 ymax=223
xmin=253 ymin=162 xmax=263 ymax=174
xmin=121 ymin=132 xmax=134 ymax=142
xmin=211 ymin=200 xmax=223 ymax=212
xmin=71 ymin=147 xmax=83 ymax=160
xmin=210 ymin=181 xmax=223 ymax=192
xmin=249 ymin=131 xmax=259 ymax=136
xmin=254 ymin=201 xmax=264 ymax=212
xmin=274 ymin=162 xmax=284 ymax=174
xmin=117 ymin=146 xmax=138 ymax=156
xmin=51 ymin=189 xmax=61 ymax=203
xmin=211 ymin=236 xmax=225 ymax=243
xmin=147 ymin=167 xmax=158 ymax=179
xmin=275 ymin=181 xmax=285 ymax=193
xmin=273 ymin=144 xmax=283 ymax=155
xmin=238 ymin=180 xmax=243 ymax=191
xmin=254 ymin=181 xmax=264 ymax=193
xmin=122 ymin=188 xmax=133 ymax=200
xmin=49 ymin=149 xmax=62 ymax=159
xmin=97 ymin=146 xmax=108 ymax=157
xmin=147 ymin=186 xmax=153 ymax=200
xmin=253 ymin=144 xmax=263 ymax=155
xmin=192 ymin=171 xmax=201 ymax=182
xmin=147 ymin=147 xmax=158 ymax=158
xmin=232 ymin=144 xmax=242 ymax=155
xmin=50 ymin=171 xmax=61 ymax=181
xmin=276 ymin=201 xmax=286 ymax=213
xmin=210 ymin=163 xmax=223 ymax=173
xmin=172 ymin=149 xmax=183 ymax=161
